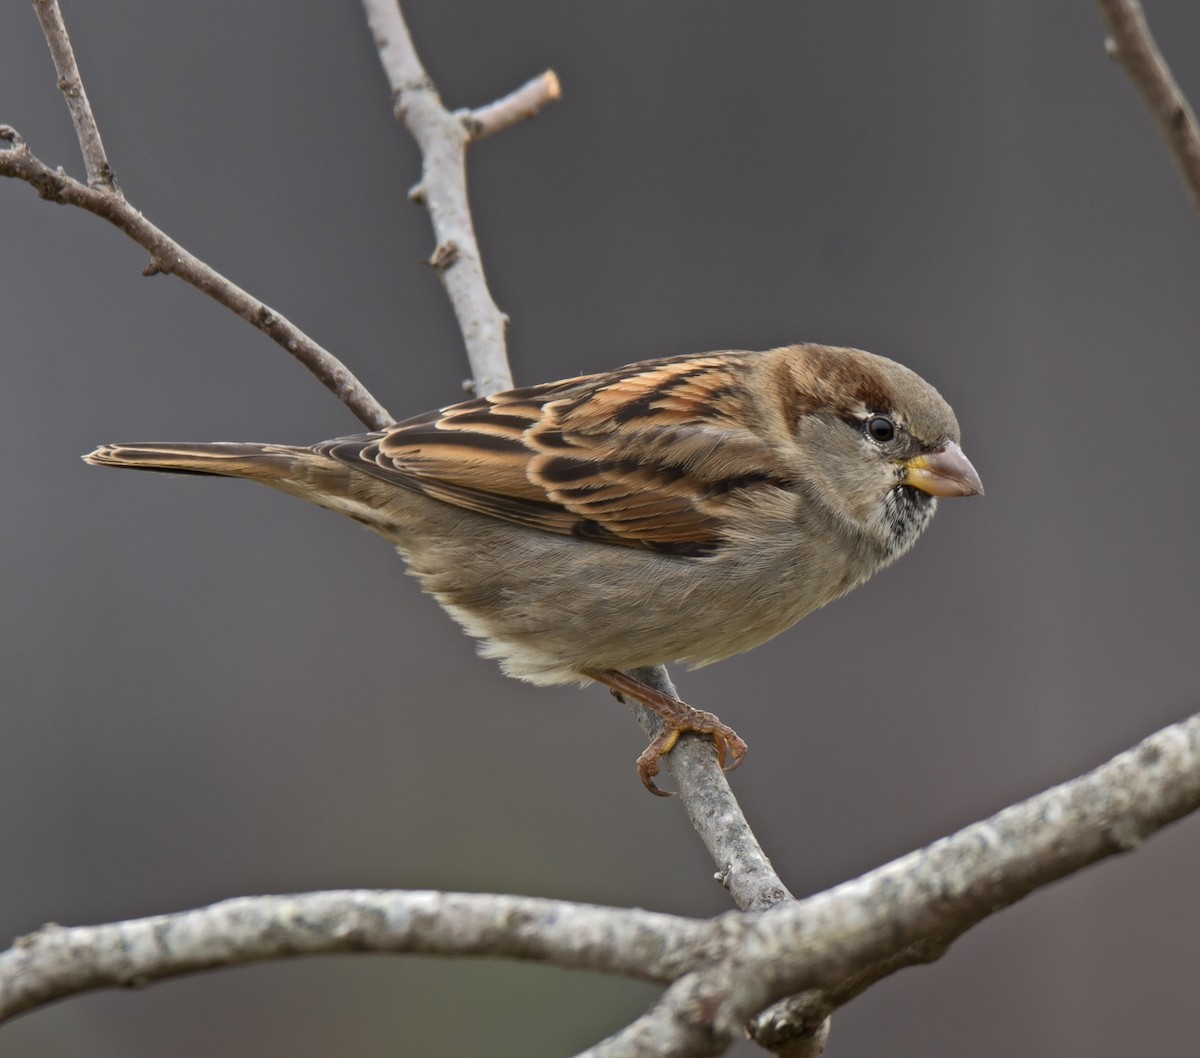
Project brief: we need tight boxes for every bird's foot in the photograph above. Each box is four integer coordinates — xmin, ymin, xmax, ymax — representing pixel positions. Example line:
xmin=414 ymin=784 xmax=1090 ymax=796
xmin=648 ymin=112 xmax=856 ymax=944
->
xmin=586 ymin=668 xmax=747 ymax=796
xmin=634 ymin=705 xmax=747 ymax=796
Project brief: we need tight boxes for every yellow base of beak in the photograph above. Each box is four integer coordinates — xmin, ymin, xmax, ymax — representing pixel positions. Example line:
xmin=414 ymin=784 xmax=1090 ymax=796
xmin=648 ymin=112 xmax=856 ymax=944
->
xmin=903 ymin=441 xmax=983 ymax=497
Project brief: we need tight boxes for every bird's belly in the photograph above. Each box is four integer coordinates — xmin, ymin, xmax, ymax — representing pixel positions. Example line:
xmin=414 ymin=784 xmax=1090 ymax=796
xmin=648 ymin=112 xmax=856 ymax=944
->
xmin=391 ymin=498 xmax=875 ymax=686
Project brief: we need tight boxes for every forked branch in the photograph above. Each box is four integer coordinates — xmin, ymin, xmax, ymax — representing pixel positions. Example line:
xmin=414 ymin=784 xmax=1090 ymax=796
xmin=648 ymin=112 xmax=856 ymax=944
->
xmin=360 ymin=0 xmax=559 ymax=396
xmin=3 ymin=709 xmax=1197 ymax=1058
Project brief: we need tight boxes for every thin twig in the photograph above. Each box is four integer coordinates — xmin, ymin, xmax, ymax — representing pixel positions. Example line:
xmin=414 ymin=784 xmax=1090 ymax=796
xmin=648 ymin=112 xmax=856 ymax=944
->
xmin=30 ymin=0 xmax=115 ymax=190
xmin=628 ymin=667 xmax=793 ymax=914
xmin=1096 ymin=0 xmax=1200 ymax=213
xmin=0 ymin=128 xmax=392 ymax=429
xmin=352 ymin=13 xmax=781 ymax=947
xmin=463 ymin=70 xmax=562 ymax=142
xmin=353 ymin=28 xmax=819 ymax=1048
xmin=627 ymin=668 xmax=828 ymax=1055
xmin=358 ymin=17 xmax=795 ymax=963
xmin=361 ymin=0 xmax=527 ymax=396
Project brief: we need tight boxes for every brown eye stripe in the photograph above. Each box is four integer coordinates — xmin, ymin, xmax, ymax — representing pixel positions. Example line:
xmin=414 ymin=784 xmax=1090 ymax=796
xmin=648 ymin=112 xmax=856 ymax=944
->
xmin=808 ymin=351 xmax=891 ymax=414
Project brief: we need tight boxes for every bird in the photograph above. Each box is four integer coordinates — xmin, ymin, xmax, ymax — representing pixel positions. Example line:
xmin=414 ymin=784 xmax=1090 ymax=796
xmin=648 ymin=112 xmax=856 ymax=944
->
xmin=85 ymin=343 xmax=982 ymax=794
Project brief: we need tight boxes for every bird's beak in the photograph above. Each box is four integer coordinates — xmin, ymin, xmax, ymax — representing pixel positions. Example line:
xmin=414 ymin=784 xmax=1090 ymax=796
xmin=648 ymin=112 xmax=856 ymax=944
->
xmin=902 ymin=441 xmax=984 ymax=497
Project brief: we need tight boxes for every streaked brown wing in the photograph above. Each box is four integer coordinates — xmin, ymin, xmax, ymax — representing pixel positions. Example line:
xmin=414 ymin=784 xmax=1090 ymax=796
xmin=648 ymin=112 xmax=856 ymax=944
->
xmin=319 ymin=353 xmax=792 ymax=555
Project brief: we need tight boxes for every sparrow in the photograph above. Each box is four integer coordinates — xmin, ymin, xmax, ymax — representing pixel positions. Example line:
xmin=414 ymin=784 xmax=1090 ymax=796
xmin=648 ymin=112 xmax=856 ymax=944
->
xmin=85 ymin=344 xmax=982 ymax=794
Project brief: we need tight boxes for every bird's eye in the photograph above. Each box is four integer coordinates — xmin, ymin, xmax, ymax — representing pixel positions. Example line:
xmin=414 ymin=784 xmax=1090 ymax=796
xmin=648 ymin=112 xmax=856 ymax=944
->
xmin=865 ymin=415 xmax=896 ymax=443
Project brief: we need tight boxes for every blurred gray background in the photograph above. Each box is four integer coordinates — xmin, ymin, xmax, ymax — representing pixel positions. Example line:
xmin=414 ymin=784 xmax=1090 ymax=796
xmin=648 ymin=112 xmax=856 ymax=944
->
xmin=2 ymin=2 xmax=1199 ymax=1056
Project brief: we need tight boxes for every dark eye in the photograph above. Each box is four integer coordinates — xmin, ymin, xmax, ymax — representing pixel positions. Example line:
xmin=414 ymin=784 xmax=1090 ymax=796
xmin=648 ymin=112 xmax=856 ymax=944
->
xmin=865 ymin=415 xmax=896 ymax=443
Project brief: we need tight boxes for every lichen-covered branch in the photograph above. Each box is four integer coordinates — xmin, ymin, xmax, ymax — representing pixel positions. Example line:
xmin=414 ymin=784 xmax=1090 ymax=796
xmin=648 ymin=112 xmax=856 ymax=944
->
xmin=627 ymin=667 xmax=794 ymax=914
xmin=575 ymin=709 xmax=1200 ymax=1056
xmin=4 ymin=709 xmax=1197 ymax=1058
xmin=626 ymin=667 xmax=829 ymax=1055
xmin=0 ymin=890 xmax=702 ymax=1021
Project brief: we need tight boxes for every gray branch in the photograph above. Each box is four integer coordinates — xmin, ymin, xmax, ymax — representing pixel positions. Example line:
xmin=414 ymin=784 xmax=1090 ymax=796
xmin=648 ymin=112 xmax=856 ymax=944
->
xmin=463 ymin=70 xmax=562 ymax=141
xmin=3 ymin=710 xmax=1197 ymax=1057
xmin=361 ymin=0 xmax=523 ymax=396
xmin=1096 ymin=0 xmax=1200 ymax=213
xmin=347 ymin=22 xmax=822 ymax=1048
xmin=627 ymin=667 xmax=830 ymax=1054
xmin=30 ymin=0 xmax=115 ymax=190
xmin=627 ymin=668 xmax=794 ymax=914
xmin=7 ymin=6 xmax=1200 ymax=1057
xmin=0 ymin=891 xmax=702 ymax=1021
xmin=0 ymin=126 xmax=393 ymax=430
xmin=5 ymin=0 xmax=393 ymax=430
xmin=573 ymin=709 xmax=1200 ymax=1056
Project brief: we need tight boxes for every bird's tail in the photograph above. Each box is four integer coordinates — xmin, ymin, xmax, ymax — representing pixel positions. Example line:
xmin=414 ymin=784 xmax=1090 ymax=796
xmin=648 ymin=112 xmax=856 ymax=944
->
xmin=84 ymin=441 xmax=305 ymax=481
xmin=82 ymin=440 xmax=401 ymax=535
xmin=83 ymin=434 xmax=388 ymax=520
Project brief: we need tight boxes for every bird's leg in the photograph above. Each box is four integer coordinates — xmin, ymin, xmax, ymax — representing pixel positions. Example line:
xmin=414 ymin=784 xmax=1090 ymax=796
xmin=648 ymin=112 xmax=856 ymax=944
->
xmin=585 ymin=668 xmax=748 ymax=796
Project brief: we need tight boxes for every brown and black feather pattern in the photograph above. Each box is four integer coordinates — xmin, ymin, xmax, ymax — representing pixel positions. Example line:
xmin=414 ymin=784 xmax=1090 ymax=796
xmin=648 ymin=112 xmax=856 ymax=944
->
xmin=315 ymin=352 xmax=796 ymax=556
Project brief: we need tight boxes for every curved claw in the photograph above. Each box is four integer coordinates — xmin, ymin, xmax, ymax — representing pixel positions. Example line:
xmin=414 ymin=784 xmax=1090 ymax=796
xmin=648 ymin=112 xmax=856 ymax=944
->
xmin=636 ymin=750 xmax=673 ymax=797
xmin=586 ymin=668 xmax=749 ymax=796
xmin=712 ymin=727 xmax=749 ymax=772
xmin=634 ymin=707 xmax=748 ymax=796
xmin=636 ymin=727 xmax=682 ymax=796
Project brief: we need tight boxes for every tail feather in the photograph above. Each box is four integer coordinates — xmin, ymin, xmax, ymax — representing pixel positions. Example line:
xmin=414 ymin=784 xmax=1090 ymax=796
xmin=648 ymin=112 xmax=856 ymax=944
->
xmin=83 ymin=440 xmax=406 ymax=536
xmin=83 ymin=442 xmax=302 ymax=480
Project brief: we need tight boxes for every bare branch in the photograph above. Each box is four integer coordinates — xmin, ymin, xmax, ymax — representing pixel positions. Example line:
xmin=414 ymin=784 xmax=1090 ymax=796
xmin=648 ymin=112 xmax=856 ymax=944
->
xmin=0 ymin=128 xmax=393 ymax=429
xmin=356 ymin=6 xmax=766 ymax=949
xmin=0 ymin=890 xmax=703 ymax=1021
xmin=30 ymin=0 xmax=115 ymax=190
xmin=354 ymin=15 xmax=825 ymax=1051
xmin=578 ymin=709 xmax=1200 ymax=1056
xmin=628 ymin=667 xmax=794 ymax=914
xmin=2 ymin=710 xmax=1197 ymax=1051
xmin=11 ymin=8 xmax=1197 ymax=1056
xmin=1096 ymin=0 xmax=1200 ymax=213
xmin=463 ymin=70 xmax=562 ymax=142
xmin=361 ymin=0 xmax=541 ymax=396
xmin=626 ymin=669 xmax=833 ymax=1055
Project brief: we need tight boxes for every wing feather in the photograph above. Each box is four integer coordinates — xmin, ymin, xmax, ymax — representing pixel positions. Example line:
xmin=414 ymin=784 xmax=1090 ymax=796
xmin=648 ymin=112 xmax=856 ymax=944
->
xmin=319 ymin=352 xmax=794 ymax=555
